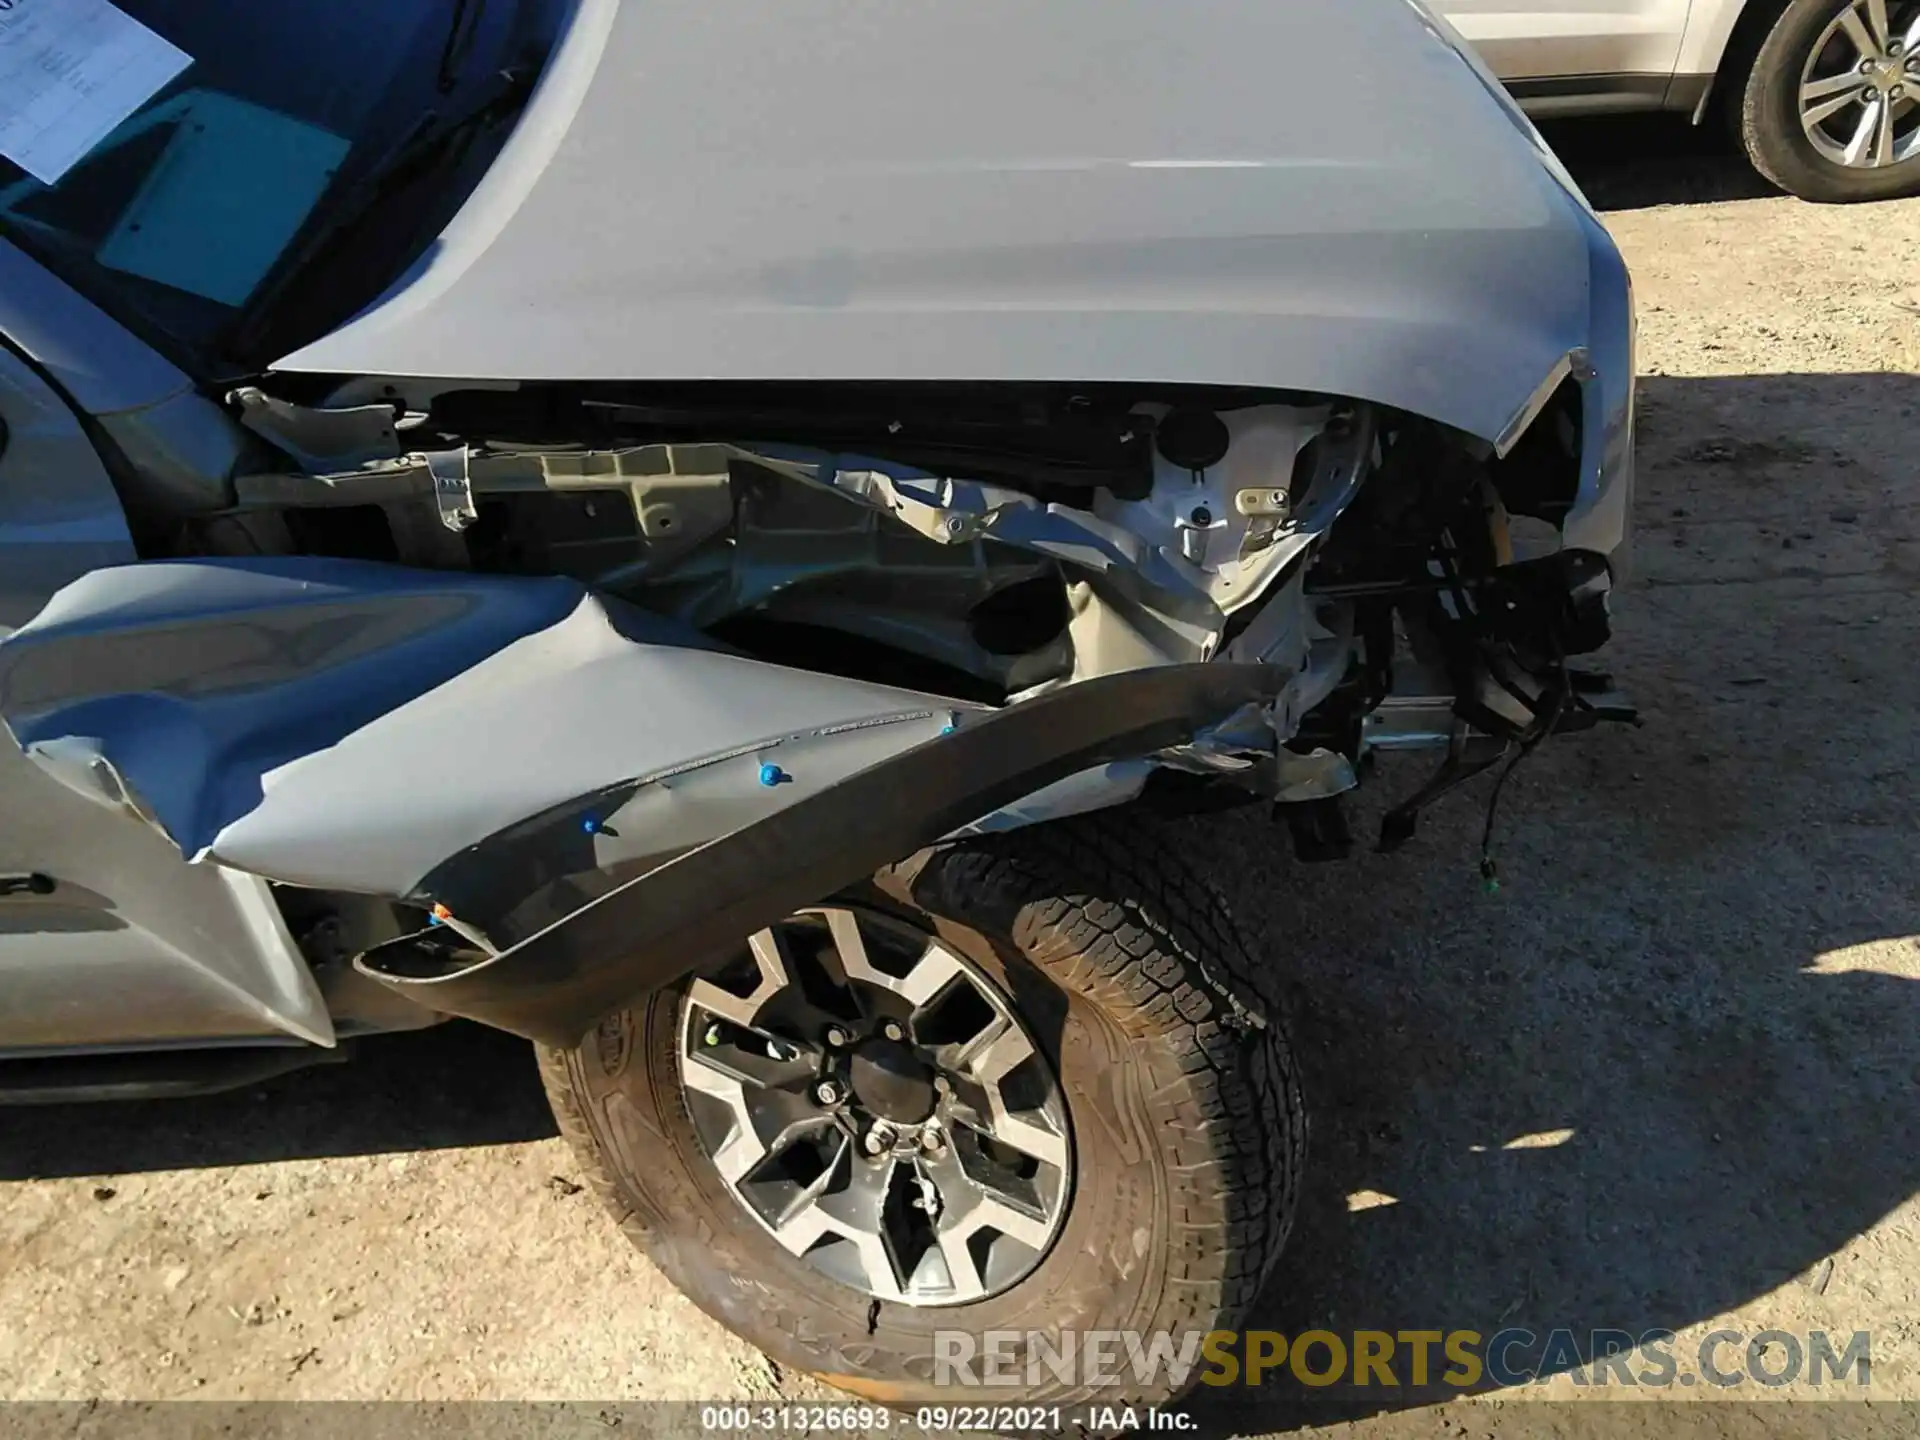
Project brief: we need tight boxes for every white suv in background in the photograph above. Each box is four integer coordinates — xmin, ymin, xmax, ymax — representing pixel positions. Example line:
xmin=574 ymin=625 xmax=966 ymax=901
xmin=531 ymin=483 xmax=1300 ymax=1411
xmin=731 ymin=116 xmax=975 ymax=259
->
xmin=1433 ymin=0 xmax=1920 ymax=200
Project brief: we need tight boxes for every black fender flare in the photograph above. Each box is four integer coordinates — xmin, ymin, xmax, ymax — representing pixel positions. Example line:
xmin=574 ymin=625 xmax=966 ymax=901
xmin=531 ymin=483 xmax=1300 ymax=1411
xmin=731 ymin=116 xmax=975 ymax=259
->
xmin=355 ymin=662 xmax=1281 ymax=1046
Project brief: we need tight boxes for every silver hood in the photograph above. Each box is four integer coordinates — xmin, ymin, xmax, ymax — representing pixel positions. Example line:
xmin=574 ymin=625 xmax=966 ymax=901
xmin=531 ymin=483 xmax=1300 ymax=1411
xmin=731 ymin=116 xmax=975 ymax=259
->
xmin=273 ymin=0 xmax=1619 ymax=449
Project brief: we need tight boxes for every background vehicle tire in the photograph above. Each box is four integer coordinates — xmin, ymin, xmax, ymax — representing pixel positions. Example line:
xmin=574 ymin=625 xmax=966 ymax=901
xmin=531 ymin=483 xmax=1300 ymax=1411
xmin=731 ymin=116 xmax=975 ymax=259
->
xmin=1737 ymin=0 xmax=1920 ymax=202
xmin=539 ymin=816 xmax=1305 ymax=1409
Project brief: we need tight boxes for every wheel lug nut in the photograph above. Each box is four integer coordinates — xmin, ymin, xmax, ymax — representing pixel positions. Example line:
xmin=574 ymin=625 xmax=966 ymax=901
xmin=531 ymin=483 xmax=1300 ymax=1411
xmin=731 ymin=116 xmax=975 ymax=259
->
xmin=825 ymin=1026 xmax=851 ymax=1048
xmin=933 ymin=1075 xmax=950 ymax=1094
xmin=813 ymin=1080 xmax=841 ymax=1106
xmin=861 ymin=1128 xmax=887 ymax=1155
xmin=921 ymin=1125 xmax=946 ymax=1154
xmin=881 ymin=1020 xmax=905 ymax=1043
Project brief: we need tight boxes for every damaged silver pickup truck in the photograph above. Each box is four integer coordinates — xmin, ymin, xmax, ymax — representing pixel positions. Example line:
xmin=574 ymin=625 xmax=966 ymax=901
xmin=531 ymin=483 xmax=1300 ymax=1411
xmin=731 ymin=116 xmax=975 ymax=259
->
xmin=0 ymin=0 xmax=1633 ymax=1411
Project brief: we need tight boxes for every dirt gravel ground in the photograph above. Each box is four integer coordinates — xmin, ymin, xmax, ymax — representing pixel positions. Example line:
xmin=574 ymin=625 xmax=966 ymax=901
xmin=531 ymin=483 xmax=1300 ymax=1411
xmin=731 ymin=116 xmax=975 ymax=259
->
xmin=4 ymin=119 xmax=1920 ymax=1438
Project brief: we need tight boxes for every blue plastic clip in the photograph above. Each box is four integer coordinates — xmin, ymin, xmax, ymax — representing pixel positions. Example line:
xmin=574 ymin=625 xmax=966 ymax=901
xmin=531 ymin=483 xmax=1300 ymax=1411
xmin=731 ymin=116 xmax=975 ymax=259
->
xmin=759 ymin=763 xmax=791 ymax=787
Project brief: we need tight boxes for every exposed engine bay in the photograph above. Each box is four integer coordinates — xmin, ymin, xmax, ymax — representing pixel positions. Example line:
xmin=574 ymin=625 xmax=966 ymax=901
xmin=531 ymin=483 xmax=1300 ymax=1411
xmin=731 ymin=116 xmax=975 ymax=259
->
xmin=167 ymin=375 xmax=1629 ymax=872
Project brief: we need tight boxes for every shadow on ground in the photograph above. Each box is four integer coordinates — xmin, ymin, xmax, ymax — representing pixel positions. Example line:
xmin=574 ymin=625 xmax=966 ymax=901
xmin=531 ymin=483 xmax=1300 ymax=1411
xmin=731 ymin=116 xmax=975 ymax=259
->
xmin=1541 ymin=112 xmax=1781 ymax=211
xmin=3 ymin=371 xmax=1917 ymax=1420
xmin=0 ymin=1021 xmax=557 ymax=1181
xmin=1198 ymin=371 xmax=1920 ymax=1429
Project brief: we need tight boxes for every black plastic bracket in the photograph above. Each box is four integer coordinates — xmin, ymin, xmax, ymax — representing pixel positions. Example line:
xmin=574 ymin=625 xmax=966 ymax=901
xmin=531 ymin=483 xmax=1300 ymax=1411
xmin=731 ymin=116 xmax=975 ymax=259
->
xmin=1282 ymin=797 xmax=1353 ymax=863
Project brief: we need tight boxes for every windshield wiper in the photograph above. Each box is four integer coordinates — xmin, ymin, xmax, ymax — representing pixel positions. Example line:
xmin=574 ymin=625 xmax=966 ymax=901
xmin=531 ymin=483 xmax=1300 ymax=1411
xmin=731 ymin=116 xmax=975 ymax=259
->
xmin=228 ymin=61 xmax=536 ymax=366
xmin=439 ymin=0 xmax=488 ymax=93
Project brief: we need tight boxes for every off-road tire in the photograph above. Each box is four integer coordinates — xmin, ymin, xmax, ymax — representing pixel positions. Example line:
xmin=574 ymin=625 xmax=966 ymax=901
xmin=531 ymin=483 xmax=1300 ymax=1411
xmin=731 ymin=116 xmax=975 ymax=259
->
xmin=538 ymin=816 xmax=1305 ymax=1410
xmin=1737 ymin=0 xmax=1920 ymax=202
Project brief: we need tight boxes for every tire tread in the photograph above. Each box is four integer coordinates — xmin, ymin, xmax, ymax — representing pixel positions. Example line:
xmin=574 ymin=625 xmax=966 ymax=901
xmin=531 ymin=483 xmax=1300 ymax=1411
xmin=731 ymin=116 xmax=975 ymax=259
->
xmin=540 ymin=815 xmax=1306 ymax=1409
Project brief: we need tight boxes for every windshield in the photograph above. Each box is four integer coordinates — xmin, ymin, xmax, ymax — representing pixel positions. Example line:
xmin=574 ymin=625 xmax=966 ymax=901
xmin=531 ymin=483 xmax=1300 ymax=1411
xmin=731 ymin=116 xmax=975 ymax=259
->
xmin=0 ymin=0 xmax=560 ymax=377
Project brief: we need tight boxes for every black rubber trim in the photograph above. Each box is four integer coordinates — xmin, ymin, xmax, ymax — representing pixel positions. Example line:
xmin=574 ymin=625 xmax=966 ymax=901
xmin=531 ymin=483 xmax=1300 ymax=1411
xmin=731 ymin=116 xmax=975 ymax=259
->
xmin=1505 ymin=72 xmax=1677 ymax=106
xmin=354 ymin=663 xmax=1282 ymax=1047
xmin=1666 ymin=73 xmax=1715 ymax=121
xmin=0 ymin=1043 xmax=348 ymax=1107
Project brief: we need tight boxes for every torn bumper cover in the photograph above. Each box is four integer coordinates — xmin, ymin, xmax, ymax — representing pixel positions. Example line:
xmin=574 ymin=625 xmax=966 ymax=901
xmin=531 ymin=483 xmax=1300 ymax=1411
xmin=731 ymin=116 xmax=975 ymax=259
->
xmin=353 ymin=660 xmax=1281 ymax=1047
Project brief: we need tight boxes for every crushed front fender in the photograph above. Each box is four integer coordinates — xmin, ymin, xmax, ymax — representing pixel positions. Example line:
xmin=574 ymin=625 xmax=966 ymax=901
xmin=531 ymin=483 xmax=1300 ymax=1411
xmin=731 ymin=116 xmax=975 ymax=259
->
xmin=0 ymin=559 xmax=973 ymax=898
xmin=0 ymin=558 xmax=1280 ymax=1046
xmin=352 ymin=660 xmax=1280 ymax=1047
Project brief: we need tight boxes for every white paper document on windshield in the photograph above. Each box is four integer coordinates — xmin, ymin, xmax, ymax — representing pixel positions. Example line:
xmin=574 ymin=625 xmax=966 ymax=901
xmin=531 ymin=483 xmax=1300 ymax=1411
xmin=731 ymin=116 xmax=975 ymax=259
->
xmin=0 ymin=0 xmax=191 ymax=186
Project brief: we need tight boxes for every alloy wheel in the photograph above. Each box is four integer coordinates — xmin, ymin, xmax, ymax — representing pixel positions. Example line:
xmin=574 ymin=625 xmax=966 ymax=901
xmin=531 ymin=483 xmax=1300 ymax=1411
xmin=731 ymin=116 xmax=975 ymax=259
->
xmin=1798 ymin=0 xmax=1920 ymax=168
xmin=678 ymin=907 xmax=1073 ymax=1306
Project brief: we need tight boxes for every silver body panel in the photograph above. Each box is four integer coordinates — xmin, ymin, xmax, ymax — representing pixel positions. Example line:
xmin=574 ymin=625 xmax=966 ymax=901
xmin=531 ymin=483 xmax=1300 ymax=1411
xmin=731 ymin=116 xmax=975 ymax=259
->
xmin=277 ymin=0 xmax=1614 ymax=457
xmin=1426 ymin=0 xmax=1796 ymax=126
xmin=0 ymin=559 xmax=965 ymax=901
xmin=1433 ymin=0 xmax=1696 ymax=87
xmin=0 ymin=241 xmax=247 ymax=515
xmin=0 ymin=241 xmax=188 ymax=419
xmin=1429 ymin=0 xmax=1755 ymax=118
xmin=0 ymin=346 xmax=329 ymax=1055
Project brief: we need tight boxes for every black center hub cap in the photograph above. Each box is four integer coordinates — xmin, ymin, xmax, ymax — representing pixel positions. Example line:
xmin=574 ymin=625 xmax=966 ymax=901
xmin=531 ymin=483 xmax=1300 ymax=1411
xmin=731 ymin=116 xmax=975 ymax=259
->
xmin=848 ymin=1038 xmax=937 ymax=1124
